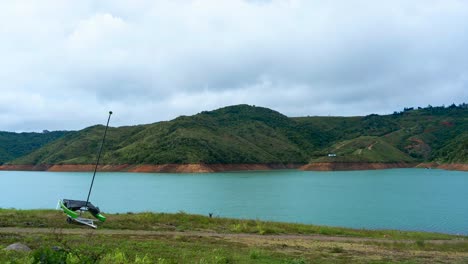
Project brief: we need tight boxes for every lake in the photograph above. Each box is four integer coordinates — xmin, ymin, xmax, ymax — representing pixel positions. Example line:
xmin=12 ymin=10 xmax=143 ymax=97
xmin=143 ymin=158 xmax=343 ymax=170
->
xmin=1 ymin=168 xmax=467 ymax=235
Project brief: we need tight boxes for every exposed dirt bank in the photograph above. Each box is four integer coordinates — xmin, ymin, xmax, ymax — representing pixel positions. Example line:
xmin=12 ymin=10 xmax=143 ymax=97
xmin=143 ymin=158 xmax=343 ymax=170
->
xmin=48 ymin=164 xmax=131 ymax=172
xmin=299 ymin=162 xmax=416 ymax=171
xmin=0 ymin=163 xmax=303 ymax=173
xmin=437 ymin=164 xmax=468 ymax=171
xmin=1 ymin=162 xmax=466 ymax=172
xmin=415 ymin=163 xmax=468 ymax=171
xmin=300 ymin=162 xmax=468 ymax=171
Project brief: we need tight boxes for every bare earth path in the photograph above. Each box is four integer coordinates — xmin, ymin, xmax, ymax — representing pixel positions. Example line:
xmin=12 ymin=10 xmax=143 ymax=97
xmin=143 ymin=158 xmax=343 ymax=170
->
xmin=0 ymin=227 xmax=465 ymax=245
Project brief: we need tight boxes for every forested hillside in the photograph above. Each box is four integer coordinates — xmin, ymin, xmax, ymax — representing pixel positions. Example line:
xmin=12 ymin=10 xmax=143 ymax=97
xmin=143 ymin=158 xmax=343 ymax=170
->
xmin=0 ymin=131 xmax=68 ymax=164
xmin=3 ymin=104 xmax=467 ymax=166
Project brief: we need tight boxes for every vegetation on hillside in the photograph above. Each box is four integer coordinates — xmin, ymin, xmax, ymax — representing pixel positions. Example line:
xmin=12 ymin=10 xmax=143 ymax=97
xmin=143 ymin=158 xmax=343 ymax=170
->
xmin=0 ymin=131 xmax=68 ymax=164
xmin=310 ymin=136 xmax=416 ymax=163
xmin=3 ymin=104 xmax=468 ymax=166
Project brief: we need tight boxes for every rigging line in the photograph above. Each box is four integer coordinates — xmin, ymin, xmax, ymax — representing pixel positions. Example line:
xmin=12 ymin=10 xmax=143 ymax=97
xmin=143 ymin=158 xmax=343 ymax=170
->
xmin=85 ymin=111 xmax=112 ymax=207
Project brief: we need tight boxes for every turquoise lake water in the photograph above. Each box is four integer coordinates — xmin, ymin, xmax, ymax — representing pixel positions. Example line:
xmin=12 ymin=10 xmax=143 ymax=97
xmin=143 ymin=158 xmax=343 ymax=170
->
xmin=0 ymin=169 xmax=467 ymax=234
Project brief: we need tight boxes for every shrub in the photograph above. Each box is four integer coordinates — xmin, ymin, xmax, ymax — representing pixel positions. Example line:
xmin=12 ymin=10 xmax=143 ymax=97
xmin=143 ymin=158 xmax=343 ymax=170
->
xmin=286 ymin=258 xmax=306 ymax=264
xmin=416 ymin=240 xmax=425 ymax=248
xmin=100 ymin=251 xmax=129 ymax=264
xmin=32 ymin=247 xmax=68 ymax=264
xmin=330 ymin=246 xmax=344 ymax=253
xmin=249 ymin=249 xmax=263 ymax=259
xmin=230 ymin=222 xmax=249 ymax=233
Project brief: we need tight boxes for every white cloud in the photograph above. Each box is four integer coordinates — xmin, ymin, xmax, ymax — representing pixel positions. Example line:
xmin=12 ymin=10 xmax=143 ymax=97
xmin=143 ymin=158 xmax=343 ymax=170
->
xmin=0 ymin=0 xmax=467 ymax=131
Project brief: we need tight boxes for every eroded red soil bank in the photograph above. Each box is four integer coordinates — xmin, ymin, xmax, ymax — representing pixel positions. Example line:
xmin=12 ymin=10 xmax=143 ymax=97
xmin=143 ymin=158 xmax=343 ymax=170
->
xmin=415 ymin=163 xmax=468 ymax=171
xmin=299 ymin=162 xmax=415 ymax=171
xmin=0 ymin=163 xmax=466 ymax=172
xmin=0 ymin=163 xmax=302 ymax=173
xmin=300 ymin=162 xmax=468 ymax=171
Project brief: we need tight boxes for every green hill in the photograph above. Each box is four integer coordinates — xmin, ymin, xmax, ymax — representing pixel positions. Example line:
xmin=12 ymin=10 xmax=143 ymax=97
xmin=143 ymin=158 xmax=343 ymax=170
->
xmin=311 ymin=136 xmax=415 ymax=163
xmin=12 ymin=105 xmax=310 ymax=165
xmin=5 ymin=104 xmax=468 ymax=166
xmin=0 ymin=131 xmax=68 ymax=164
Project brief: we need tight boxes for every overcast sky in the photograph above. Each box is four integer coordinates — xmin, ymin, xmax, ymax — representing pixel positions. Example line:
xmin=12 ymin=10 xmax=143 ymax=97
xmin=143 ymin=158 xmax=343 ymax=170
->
xmin=1 ymin=0 xmax=467 ymax=132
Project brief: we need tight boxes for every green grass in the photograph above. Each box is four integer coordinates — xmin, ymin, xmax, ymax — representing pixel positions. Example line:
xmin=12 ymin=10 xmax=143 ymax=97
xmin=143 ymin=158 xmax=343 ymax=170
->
xmin=0 ymin=232 xmax=295 ymax=263
xmin=0 ymin=209 xmax=464 ymax=241
xmin=311 ymin=136 xmax=415 ymax=163
xmin=1 ymin=209 xmax=467 ymax=263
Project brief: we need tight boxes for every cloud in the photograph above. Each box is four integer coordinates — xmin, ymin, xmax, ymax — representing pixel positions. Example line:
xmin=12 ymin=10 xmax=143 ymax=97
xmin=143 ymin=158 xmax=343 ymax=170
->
xmin=0 ymin=0 xmax=467 ymax=131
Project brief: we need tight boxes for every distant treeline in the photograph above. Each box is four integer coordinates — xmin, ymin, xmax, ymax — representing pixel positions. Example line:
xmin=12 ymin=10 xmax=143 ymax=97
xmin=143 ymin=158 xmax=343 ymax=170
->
xmin=392 ymin=103 xmax=467 ymax=116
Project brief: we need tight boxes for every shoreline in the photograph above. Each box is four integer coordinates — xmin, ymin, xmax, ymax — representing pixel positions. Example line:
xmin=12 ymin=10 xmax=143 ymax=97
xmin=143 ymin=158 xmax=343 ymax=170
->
xmin=0 ymin=163 xmax=303 ymax=173
xmin=299 ymin=162 xmax=417 ymax=171
xmin=1 ymin=209 xmax=467 ymax=263
xmin=0 ymin=162 xmax=466 ymax=172
xmin=1 ymin=209 xmax=466 ymax=238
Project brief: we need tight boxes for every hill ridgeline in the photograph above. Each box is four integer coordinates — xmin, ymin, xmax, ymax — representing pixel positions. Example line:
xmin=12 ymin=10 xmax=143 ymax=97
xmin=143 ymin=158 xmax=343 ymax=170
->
xmin=0 ymin=104 xmax=467 ymax=172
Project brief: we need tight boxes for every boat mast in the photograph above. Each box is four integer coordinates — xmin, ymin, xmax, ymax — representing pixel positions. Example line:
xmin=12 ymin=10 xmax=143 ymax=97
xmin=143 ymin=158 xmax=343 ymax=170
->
xmin=85 ymin=111 xmax=112 ymax=207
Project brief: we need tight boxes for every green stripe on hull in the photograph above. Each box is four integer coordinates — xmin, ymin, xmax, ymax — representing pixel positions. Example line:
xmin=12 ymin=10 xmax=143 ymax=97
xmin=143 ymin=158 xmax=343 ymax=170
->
xmin=95 ymin=213 xmax=106 ymax=222
xmin=59 ymin=200 xmax=79 ymax=219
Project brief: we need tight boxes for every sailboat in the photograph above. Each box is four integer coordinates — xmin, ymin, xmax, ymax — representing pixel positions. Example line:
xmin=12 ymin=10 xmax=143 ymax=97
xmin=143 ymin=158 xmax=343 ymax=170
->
xmin=58 ymin=111 xmax=112 ymax=228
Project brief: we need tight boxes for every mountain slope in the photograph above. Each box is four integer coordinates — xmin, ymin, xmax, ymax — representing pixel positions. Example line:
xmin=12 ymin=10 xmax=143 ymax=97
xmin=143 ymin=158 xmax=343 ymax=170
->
xmin=311 ymin=136 xmax=415 ymax=163
xmin=0 ymin=131 xmax=68 ymax=164
xmin=5 ymin=104 xmax=468 ymax=167
xmin=12 ymin=105 xmax=313 ymax=165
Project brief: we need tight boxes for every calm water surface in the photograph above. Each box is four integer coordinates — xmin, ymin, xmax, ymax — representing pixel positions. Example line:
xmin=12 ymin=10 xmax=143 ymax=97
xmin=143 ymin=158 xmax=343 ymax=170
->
xmin=1 ymin=169 xmax=467 ymax=234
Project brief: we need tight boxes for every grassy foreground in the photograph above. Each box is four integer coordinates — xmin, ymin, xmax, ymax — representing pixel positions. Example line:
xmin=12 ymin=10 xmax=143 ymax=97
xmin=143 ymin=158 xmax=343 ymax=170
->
xmin=1 ymin=209 xmax=467 ymax=263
